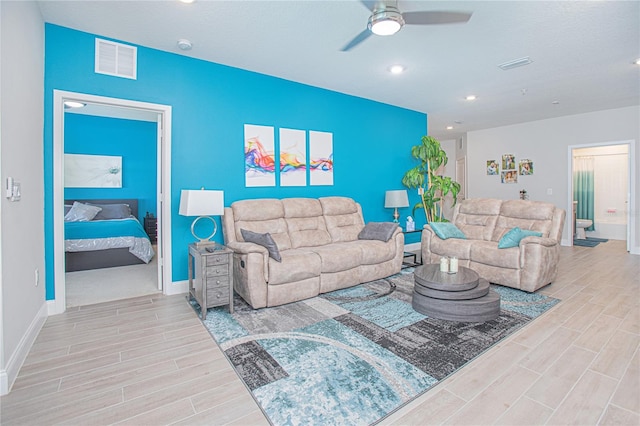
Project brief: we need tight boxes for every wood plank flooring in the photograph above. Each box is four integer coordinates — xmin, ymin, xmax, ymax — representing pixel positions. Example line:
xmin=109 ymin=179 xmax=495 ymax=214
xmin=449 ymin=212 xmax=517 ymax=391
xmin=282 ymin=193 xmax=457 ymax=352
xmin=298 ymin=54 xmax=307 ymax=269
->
xmin=1 ymin=240 xmax=638 ymax=425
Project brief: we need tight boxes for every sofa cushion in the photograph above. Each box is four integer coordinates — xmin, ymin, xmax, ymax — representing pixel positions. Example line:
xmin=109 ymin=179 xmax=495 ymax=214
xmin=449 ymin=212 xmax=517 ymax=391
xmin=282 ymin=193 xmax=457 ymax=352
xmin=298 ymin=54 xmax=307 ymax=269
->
xmin=232 ymin=199 xmax=292 ymax=250
xmin=470 ymin=240 xmax=520 ymax=269
xmin=429 ymin=222 xmax=467 ymax=240
xmin=240 ymin=229 xmax=281 ymax=261
xmin=454 ymin=198 xmax=502 ymax=240
xmin=308 ymin=243 xmax=363 ymax=273
xmin=268 ymin=249 xmax=321 ymax=285
xmin=283 ymin=198 xmax=332 ymax=248
xmin=491 ymin=200 xmax=555 ymax=241
xmin=498 ymin=227 xmax=543 ymax=249
xmin=320 ymin=196 xmax=364 ymax=242
xmin=350 ymin=240 xmax=397 ymax=265
xmin=358 ymin=222 xmax=398 ymax=242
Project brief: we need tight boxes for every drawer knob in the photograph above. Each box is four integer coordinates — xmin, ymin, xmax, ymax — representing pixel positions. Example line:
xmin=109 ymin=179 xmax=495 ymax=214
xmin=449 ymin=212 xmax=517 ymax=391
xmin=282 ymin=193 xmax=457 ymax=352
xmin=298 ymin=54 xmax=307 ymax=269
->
xmin=216 ymin=280 xmax=221 ymax=284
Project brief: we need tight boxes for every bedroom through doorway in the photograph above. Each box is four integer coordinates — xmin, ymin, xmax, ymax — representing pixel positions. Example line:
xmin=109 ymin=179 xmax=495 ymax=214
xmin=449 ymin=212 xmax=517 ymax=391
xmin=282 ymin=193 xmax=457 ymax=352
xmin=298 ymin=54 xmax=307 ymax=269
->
xmin=53 ymin=91 xmax=173 ymax=313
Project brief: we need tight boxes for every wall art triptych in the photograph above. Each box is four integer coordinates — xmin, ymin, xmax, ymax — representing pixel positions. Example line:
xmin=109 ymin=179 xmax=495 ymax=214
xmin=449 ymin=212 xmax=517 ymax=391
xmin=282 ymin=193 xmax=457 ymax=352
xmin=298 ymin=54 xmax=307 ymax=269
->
xmin=244 ymin=124 xmax=333 ymax=188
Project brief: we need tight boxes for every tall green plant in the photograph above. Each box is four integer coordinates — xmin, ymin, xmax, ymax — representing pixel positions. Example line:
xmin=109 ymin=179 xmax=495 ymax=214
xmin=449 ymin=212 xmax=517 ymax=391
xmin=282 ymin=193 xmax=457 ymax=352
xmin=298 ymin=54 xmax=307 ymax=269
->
xmin=401 ymin=136 xmax=461 ymax=223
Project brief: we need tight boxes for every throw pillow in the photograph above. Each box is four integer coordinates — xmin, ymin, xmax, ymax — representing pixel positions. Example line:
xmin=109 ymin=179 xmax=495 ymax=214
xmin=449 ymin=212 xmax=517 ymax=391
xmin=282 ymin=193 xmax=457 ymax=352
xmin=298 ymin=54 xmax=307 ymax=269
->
xmin=498 ymin=227 xmax=543 ymax=249
xmin=357 ymin=222 xmax=398 ymax=242
xmin=429 ymin=222 xmax=467 ymax=240
xmin=64 ymin=202 xmax=102 ymax=222
xmin=241 ymin=229 xmax=282 ymax=262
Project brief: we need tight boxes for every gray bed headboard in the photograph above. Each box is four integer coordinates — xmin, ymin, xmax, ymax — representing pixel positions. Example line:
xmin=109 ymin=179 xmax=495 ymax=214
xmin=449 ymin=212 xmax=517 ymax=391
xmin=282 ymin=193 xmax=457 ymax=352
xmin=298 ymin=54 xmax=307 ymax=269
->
xmin=65 ymin=199 xmax=139 ymax=219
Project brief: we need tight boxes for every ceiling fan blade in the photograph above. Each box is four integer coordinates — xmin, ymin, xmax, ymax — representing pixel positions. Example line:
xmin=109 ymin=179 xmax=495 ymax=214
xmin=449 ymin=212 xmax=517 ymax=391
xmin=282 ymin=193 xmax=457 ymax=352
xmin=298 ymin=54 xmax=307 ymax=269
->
xmin=402 ymin=11 xmax=472 ymax=25
xmin=360 ymin=0 xmax=381 ymax=11
xmin=341 ymin=29 xmax=372 ymax=52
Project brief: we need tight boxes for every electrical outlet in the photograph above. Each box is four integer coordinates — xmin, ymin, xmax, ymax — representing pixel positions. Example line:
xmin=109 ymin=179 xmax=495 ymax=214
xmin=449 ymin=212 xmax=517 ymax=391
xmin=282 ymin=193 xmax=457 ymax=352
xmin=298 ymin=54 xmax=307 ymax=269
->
xmin=546 ymin=188 xmax=553 ymax=195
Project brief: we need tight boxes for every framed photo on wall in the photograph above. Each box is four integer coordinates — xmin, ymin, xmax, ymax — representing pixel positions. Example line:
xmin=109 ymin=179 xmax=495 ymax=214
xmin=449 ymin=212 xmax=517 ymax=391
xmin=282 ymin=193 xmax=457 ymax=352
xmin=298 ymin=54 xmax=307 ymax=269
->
xmin=519 ymin=159 xmax=534 ymax=175
xmin=486 ymin=160 xmax=498 ymax=175
xmin=502 ymin=154 xmax=516 ymax=171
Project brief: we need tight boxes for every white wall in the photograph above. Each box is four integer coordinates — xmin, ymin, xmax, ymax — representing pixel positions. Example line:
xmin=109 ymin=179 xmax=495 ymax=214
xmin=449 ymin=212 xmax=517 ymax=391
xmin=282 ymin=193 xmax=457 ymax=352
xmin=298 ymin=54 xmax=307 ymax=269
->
xmin=0 ymin=1 xmax=47 ymax=394
xmin=467 ymin=106 xmax=639 ymax=252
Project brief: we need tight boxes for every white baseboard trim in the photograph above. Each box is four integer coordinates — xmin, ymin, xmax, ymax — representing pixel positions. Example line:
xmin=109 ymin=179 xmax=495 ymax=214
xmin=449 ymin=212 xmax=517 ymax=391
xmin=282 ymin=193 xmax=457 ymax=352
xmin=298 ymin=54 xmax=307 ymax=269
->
xmin=405 ymin=242 xmax=421 ymax=252
xmin=1 ymin=301 xmax=48 ymax=395
xmin=630 ymin=245 xmax=640 ymax=255
xmin=166 ymin=280 xmax=188 ymax=296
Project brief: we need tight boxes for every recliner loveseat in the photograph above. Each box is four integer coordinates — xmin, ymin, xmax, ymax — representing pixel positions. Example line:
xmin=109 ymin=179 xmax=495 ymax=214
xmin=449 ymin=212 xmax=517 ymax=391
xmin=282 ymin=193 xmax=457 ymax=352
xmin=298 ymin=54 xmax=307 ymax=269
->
xmin=222 ymin=196 xmax=404 ymax=309
xmin=421 ymin=198 xmax=566 ymax=292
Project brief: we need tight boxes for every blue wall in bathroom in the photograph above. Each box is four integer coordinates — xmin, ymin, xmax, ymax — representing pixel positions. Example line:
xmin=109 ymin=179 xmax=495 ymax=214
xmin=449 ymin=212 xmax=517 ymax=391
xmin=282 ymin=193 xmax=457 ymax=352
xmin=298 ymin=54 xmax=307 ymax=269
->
xmin=64 ymin=113 xmax=157 ymax=221
xmin=44 ymin=24 xmax=427 ymax=299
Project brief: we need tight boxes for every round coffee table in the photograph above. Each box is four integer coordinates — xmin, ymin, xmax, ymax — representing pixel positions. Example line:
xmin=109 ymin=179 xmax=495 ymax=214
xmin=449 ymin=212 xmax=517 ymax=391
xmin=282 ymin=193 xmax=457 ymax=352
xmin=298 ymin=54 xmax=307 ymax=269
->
xmin=412 ymin=264 xmax=500 ymax=322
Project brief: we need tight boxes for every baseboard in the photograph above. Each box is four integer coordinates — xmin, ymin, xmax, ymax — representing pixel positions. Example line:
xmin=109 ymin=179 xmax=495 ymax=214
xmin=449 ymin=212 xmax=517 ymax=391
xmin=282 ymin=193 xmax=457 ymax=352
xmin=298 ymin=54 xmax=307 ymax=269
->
xmin=1 ymin=301 xmax=48 ymax=395
xmin=631 ymin=245 xmax=640 ymax=255
xmin=405 ymin=242 xmax=420 ymax=252
xmin=166 ymin=280 xmax=188 ymax=296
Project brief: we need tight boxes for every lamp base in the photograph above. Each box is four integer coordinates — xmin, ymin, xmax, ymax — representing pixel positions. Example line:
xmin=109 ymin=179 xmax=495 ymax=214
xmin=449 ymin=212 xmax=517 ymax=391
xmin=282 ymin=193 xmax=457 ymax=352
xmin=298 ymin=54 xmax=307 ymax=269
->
xmin=191 ymin=216 xmax=218 ymax=247
xmin=195 ymin=240 xmax=217 ymax=248
xmin=393 ymin=208 xmax=400 ymax=223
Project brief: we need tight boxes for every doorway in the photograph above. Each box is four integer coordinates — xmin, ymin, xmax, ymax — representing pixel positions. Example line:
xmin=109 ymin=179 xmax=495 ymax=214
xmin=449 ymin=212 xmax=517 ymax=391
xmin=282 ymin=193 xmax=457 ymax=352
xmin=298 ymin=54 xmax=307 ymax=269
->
xmin=567 ymin=140 xmax=636 ymax=252
xmin=52 ymin=90 xmax=173 ymax=314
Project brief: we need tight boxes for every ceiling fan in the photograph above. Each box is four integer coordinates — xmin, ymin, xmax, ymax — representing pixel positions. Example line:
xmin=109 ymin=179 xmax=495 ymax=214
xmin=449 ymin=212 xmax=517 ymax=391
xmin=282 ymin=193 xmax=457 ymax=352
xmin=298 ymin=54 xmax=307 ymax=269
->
xmin=341 ymin=0 xmax=472 ymax=51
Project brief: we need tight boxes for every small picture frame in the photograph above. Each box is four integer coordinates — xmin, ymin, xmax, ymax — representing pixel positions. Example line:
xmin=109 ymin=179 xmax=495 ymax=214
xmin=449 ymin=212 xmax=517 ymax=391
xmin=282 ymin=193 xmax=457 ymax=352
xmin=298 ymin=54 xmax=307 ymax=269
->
xmin=519 ymin=159 xmax=534 ymax=175
xmin=502 ymin=154 xmax=516 ymax=171
xmin=486 ymin=160 xmax=498 ymax=175
xmin=501 ymin=170 xmax=518 ymax=184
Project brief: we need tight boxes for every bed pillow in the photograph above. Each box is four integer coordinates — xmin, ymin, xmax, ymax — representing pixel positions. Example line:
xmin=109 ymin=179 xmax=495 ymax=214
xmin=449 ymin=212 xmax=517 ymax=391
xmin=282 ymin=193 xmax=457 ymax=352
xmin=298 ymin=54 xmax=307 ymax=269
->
xmin=358 ymin=222 xmax=398 ymax=242
xmin=64 ymin=202 xmax=102 ymax=222
xmin=64 ymin=204 xmax=73 ymax=216
xmin=241 ymin=228 xmax=282 ymax=262
xmin=498 ymin=227 xmax=543 ymax=249
xmin=429 ymin=222 xmax=467 ymax=240
xmin=90 ymin=203 xmax=132 ymax=220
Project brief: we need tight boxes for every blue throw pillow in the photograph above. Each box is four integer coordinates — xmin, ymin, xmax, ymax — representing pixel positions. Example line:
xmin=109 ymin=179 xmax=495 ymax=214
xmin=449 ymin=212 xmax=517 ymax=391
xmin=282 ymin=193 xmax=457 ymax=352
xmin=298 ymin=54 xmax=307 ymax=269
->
xmin=498 ymin=227 xmax=543 ymax=249
xmin=429 ymin=222 xmax=467 ymax=240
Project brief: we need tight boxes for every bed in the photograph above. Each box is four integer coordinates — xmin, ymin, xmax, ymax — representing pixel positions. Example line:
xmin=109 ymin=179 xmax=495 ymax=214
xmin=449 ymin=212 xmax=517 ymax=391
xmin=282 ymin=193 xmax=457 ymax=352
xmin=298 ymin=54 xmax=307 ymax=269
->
xmin=64 ymin=199 xmax=155 ymax=272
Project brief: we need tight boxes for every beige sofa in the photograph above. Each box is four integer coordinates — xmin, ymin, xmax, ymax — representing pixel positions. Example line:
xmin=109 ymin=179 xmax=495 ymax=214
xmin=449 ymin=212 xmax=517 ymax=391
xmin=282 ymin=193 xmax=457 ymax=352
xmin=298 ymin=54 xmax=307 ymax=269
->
xmin=421 ymin=198 xmax=566 ymax=292
xmin=222 ymin=196 xmax=404 ymax=309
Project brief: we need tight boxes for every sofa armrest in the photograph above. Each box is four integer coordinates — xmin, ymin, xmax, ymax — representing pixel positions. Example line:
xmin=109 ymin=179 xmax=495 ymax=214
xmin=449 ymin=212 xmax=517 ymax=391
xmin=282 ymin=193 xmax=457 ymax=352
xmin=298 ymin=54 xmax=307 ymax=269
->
xmin=520 ymin=236 xmax=558 ymax=248
xmin=225 ymin=241 xmax=269 ymax=282
xmin=421 ymin=224 xmax=437 ymax=264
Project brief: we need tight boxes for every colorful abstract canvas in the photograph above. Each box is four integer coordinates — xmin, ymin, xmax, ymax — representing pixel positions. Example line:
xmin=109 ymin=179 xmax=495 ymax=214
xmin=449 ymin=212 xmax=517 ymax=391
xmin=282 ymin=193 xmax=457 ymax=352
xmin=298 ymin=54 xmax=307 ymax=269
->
xmin=245 ymin=124 xmax=276 ymax=187
xmin=279 ymin=128 xmax=307 ymax=187
xmin=309 ymin=131 xmax=334 ymax=186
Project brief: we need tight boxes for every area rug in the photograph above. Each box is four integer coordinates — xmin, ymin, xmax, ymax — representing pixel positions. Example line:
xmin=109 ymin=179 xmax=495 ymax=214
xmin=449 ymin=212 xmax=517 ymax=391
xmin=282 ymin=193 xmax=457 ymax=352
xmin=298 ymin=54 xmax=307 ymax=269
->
xmin=573 ymin=236 xmax=609 ymax=247
xmin=192 ymin=269 xmax=559 ymax=425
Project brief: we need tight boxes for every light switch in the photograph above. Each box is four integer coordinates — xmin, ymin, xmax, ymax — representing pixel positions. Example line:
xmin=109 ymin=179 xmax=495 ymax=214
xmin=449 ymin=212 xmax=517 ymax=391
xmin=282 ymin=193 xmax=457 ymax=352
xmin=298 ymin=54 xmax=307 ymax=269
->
xmin=546 ymin=188 xmax=553 ymax=195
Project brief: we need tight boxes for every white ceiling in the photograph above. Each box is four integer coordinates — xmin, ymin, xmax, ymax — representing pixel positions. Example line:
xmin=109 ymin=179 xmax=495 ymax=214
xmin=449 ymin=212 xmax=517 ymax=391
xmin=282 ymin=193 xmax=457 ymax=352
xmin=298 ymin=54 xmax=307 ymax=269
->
xmin=38 ymin=0 xmax=640 ymax=140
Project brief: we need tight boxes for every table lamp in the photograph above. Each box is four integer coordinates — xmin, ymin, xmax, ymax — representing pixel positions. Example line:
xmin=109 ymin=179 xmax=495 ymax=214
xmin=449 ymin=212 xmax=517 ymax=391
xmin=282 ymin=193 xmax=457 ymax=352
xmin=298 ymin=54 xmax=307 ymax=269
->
xmin=384 ymin=190 xmax=409 ymax=222
xmin=179 ymin=188 xmax=224 ymax=247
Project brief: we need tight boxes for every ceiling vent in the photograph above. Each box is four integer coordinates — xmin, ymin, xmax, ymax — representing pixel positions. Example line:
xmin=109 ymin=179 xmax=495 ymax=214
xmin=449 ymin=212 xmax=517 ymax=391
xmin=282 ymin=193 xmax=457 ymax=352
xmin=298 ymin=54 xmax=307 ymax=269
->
xmin=95 ymin=38 xmax=137 ymax=80
xmin=498 ymin=56 xmax=533 ymax=71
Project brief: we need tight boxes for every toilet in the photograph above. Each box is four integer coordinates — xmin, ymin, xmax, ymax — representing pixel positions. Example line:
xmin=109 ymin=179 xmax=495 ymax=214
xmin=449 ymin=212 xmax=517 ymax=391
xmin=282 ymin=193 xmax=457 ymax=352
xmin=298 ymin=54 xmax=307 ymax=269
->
xmin=575 ymin=219 xmax=593 ymax=239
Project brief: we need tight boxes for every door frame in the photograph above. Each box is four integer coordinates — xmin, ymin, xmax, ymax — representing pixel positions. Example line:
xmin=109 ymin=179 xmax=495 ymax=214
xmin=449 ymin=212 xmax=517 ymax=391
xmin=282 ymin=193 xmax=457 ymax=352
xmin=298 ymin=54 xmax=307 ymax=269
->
xmin=567 ymin=140 xmax=636 ymax=253
xmin=51 ymin=90 xmax=172 ymax=314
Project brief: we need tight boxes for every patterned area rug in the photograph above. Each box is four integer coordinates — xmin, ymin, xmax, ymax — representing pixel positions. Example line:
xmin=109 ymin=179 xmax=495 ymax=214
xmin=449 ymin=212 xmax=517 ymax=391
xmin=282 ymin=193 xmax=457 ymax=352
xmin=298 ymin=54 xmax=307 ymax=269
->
xmin=193 ymin=269 xmax=559 ymax=425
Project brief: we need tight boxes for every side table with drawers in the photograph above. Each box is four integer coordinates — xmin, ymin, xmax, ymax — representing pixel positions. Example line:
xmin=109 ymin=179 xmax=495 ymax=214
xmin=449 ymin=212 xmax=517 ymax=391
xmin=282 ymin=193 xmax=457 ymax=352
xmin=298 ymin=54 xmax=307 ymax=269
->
xmin=187 ymin=243 xmax=234 ymax=319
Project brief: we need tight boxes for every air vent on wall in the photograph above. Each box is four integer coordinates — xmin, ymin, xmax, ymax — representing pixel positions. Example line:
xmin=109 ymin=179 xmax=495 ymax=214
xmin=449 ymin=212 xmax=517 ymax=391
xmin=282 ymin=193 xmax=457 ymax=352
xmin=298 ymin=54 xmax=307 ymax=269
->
xmin=95 ymin=38 xmax=137 ymax=80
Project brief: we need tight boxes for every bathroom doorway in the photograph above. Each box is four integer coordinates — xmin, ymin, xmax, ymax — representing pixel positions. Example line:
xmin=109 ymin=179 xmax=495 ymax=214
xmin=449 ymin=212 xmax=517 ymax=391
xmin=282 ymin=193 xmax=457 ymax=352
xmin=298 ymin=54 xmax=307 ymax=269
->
xmin=568 ymin=140 xmax=635 ymax=252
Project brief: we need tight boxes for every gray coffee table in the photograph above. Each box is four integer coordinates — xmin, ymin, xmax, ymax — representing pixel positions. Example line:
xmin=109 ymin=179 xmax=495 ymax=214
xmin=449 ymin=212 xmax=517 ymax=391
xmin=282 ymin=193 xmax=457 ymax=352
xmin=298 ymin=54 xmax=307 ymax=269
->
xmin=412 ymin=264 xmax=500 ymax=322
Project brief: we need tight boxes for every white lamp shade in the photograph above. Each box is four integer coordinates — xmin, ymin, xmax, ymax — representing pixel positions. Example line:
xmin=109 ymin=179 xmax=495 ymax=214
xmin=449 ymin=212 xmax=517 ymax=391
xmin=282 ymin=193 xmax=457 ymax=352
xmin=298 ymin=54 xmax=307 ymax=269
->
xmin=179 ymin=189 xmax=224 ymax=216
xmin=384 ymin=190 xmax=409 ymax=208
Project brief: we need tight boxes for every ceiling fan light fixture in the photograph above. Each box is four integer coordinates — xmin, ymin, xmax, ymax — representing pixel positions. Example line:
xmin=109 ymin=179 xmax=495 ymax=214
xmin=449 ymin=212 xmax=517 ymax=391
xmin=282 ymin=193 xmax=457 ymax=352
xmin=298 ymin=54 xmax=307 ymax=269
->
xmin=368 ymin=8 xmax=405 ymax=36
xmin=389 ymin=65 xmax=405 ymax=74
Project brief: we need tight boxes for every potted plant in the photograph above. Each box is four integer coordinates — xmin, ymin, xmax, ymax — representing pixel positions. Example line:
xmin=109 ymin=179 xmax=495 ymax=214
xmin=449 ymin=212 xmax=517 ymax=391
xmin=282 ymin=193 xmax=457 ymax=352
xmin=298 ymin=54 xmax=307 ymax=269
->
xmin=401 ymin=135 xmax=461 ymax=223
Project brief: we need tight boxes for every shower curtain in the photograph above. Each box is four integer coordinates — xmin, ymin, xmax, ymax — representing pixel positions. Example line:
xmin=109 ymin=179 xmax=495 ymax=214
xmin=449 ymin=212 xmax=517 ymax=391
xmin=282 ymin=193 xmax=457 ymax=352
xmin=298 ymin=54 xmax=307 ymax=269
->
xmin=573 ymin=156 xmax=595 ymax=231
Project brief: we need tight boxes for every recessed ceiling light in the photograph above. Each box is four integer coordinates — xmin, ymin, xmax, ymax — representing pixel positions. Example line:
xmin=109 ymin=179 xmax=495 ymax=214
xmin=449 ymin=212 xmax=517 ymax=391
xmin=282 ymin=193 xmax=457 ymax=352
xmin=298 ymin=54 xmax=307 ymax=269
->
xmin=389 ymin=65 xmax=405 ymax=74
xmin=465 ymin=95 xmax=477 ymax=101
xmin=635 ymin=58 xmax=640 ymax=65
xmin=178 ymin=0 xmax=195 ymax=4
xmin=552 ymin=100 xmax=560 ymax=105
xmin=446 ymin=126 xmax=454 ymax=130
xmin=63 ymin=101 xmax=86 ymax=108
xmin=177 ymin=39 xmax=192 ymax=51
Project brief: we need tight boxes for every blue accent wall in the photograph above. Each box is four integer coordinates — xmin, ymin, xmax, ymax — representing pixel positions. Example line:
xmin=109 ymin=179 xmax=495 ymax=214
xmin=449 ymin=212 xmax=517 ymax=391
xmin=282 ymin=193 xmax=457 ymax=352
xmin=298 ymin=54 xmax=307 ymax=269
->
xmin=64 ymin=114 xmax=157 ymax=221
xmin=44 ymin=24 xmax=427 ymax=299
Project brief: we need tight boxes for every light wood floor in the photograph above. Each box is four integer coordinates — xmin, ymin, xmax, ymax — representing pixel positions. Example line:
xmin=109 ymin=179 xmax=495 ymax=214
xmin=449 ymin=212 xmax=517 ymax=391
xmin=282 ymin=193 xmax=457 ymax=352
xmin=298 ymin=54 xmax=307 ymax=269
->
xmin=1 ymin=240 xmax=638 ymax=425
